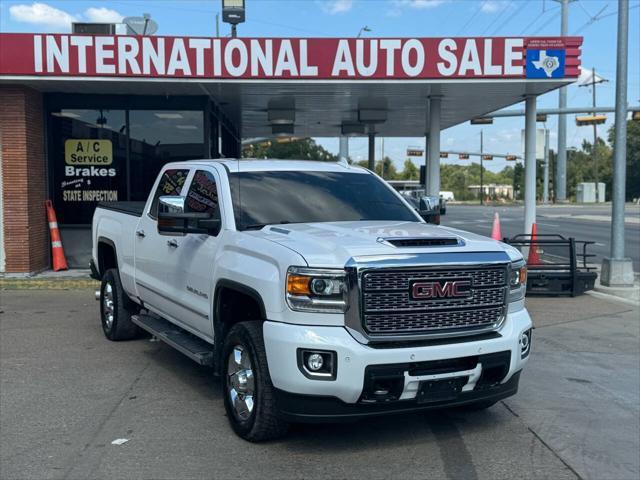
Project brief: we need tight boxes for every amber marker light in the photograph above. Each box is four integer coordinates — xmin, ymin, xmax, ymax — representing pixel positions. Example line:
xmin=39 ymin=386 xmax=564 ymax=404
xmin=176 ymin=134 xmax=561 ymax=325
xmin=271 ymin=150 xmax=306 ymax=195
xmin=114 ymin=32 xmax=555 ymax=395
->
xmin=287 ymin=274 xmax=311 ymax=295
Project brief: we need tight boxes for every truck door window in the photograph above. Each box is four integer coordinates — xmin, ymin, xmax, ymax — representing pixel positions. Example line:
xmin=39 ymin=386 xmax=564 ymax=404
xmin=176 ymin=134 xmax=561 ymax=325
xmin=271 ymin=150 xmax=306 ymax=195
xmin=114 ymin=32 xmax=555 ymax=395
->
xmin=149 ymin=169 xmax=189 ymax=219
xmin=185 ymin=170 xmax=221 ymax=226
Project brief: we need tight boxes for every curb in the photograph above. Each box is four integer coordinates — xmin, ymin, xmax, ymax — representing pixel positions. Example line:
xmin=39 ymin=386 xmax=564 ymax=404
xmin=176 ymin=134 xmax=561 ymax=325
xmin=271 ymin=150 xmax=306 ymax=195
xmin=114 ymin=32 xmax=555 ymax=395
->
xmin=587 ymin=289 xmax=640 ymax=307
xmin=0 ymin=278 xmax=99 ymax=290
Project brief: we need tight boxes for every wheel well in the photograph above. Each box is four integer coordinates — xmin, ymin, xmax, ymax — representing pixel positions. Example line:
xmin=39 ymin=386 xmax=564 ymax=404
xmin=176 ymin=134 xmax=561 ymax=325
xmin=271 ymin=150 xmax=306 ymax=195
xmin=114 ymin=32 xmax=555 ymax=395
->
xmin=215 ymin=283 xmax=266 ymax=347
xmin=97 ymin=241 xmax=117 ymax=276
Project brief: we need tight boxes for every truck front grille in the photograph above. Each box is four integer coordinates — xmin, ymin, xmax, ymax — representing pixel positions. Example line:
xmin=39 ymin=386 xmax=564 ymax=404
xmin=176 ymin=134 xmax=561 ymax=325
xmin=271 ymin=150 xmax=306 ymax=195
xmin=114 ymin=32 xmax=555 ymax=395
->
xmin=361 ymin=266 xmax=507 ymax=336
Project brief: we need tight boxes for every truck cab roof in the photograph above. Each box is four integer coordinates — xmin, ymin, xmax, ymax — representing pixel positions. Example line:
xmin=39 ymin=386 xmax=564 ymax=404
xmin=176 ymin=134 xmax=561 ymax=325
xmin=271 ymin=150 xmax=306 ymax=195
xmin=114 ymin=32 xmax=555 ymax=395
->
xmin=178 ymin=158 xmax=367 ymax=174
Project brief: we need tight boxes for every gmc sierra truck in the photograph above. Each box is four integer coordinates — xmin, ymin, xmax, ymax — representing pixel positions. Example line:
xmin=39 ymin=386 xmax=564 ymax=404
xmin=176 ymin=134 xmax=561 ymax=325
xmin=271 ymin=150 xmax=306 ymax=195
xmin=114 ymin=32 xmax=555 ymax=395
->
xmin=91 ymin=159 xmax=532 ymax=442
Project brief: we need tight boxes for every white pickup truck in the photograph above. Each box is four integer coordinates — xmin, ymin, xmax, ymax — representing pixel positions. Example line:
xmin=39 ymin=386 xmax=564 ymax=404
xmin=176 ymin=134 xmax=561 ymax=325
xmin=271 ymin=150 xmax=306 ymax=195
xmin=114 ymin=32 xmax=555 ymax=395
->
xmin=91 ymin=159 xmax=532 ymax=442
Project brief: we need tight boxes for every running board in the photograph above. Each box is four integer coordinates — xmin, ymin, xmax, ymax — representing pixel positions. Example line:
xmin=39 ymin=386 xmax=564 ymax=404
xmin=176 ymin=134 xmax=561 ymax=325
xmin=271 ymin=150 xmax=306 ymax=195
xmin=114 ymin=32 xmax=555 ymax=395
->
xmin=132 ymin=314 xmax=215 ymax=366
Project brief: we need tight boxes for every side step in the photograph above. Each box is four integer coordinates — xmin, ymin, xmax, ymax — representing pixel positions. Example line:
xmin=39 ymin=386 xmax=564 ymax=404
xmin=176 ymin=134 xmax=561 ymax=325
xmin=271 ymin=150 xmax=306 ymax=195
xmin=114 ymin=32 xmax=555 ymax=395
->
xmin=132 ymin=313 xmax=215 ymax=366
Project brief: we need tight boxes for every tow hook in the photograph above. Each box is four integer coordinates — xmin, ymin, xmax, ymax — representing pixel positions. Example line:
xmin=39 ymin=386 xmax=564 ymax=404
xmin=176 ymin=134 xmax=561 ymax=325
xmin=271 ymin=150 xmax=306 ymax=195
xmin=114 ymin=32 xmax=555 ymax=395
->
xmin=95 ymin=290 xmax=101 ymax=301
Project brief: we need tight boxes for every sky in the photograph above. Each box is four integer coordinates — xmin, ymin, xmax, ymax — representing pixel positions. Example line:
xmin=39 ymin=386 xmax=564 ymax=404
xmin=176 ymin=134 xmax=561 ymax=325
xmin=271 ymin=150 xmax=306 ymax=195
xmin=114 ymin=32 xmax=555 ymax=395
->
xmin=1 ymin=0 xmax=638 ymax=172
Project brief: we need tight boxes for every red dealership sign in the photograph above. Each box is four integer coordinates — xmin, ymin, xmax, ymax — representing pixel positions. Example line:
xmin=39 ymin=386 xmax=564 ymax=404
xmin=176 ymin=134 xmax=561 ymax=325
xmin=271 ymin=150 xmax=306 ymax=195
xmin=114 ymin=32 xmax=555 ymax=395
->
xmin=0 ymin=34 xmax=582 ymax=80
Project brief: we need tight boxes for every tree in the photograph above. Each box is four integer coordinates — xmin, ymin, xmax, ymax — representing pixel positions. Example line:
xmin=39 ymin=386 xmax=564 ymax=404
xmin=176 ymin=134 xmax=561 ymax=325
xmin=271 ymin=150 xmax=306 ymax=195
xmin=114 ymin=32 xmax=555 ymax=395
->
xmin=244 ymin=138 xmax=338 ymax=161
xmin=400 ymin=159 xmax=419 ymax=180
xmin=608 ymin=119 xmax=640 ymax=201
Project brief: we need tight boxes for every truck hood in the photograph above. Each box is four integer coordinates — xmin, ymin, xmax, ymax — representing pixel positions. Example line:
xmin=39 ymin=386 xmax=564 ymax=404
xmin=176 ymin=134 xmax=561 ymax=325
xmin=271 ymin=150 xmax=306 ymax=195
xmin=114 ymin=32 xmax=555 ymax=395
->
xmin=248 ymin=220 xmax=522 ymax=267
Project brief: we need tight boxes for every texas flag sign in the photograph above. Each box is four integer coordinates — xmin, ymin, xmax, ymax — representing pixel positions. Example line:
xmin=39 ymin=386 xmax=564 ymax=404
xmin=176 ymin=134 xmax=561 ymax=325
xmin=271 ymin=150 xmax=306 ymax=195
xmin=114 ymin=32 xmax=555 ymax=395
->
xmin=526 ymin=49 xmax=566 ymax=78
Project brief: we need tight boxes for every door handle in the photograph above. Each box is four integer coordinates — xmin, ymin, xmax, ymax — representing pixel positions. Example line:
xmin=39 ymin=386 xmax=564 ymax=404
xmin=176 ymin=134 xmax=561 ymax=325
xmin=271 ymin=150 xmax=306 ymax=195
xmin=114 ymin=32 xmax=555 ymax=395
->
xmin=167 ymin=239 xmax=179 ymax=248
xmin=136 ymin=230 xmax=145 ymax=238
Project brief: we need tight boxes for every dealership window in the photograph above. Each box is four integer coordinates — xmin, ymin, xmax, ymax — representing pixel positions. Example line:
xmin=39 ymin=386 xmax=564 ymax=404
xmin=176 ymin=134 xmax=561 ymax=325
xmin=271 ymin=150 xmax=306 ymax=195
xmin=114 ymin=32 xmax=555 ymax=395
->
xmin=49 ymin=109 xmax=127 ymax=225
xmin=128 ymin=110 xmax=204 ymax=201
xmin=49 ymin=105 xmax=206 ymax=226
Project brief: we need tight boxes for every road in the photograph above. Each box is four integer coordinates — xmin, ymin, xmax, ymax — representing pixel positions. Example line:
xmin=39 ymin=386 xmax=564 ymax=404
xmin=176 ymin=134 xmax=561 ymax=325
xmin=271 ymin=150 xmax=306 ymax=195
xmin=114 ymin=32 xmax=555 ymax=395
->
xmin=442 ymin=203 xmax=640 ymax=272
xmin=1 ymin=290 xmax=638 ymax=480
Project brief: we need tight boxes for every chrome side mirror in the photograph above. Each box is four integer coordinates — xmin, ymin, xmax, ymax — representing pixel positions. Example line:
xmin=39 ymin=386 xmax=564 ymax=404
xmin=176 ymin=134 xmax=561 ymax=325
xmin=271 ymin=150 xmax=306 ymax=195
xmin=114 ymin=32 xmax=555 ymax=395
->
xmin=157 ymin=196 xmax=220 ymax=236
xmin=158 ymin=196 xmax=185 ymax=215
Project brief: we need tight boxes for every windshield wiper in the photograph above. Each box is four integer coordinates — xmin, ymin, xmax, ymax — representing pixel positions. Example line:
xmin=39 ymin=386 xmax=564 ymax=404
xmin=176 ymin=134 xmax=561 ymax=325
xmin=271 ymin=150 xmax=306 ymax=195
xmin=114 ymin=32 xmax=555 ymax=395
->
xmin=244 ymin=223 xmax=267 ymax=230
xmin=244 ymin=221 xmax=291 ymax=231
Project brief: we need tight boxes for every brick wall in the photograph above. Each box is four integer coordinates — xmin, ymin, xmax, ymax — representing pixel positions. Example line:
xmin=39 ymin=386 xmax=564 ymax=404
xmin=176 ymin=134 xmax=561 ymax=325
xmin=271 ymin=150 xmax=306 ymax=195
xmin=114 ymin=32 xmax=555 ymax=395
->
xmin=0 ymin=86 xmax=49 ymax=273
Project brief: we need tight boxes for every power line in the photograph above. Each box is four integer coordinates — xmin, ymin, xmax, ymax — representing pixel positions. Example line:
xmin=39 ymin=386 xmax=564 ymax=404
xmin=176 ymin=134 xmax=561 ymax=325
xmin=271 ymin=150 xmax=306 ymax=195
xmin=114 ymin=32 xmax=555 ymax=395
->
xmin=480 ymin=2 xmax=512 ymax=35
xmin=519 ymin=4 xmax=560 ymax=34
xmin=490 ymin=0 xmax=530 ymax=35
xmin=572 ymin=4 xmax=610 ymax=34
xmin=456 ymin=1 xmax=487 ymax=35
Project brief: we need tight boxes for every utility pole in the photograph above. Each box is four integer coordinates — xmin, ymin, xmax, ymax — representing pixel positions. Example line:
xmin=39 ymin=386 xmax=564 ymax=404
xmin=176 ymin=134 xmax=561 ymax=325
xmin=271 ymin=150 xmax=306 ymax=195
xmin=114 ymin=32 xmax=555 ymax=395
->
xmin=480 ymin=130 xmax=484 ymax=205
xmin=543 ymin=129 xmax=550 ymax=203
xmin=555 ymin=0 xmax=573 ymax=202
xmin=368 ymin=127 xmax=376 ymax=171
xmin=602 ymin=0 xmax=633 ymax=287
xmin=591 ymin=67 xmax=600 ymax=200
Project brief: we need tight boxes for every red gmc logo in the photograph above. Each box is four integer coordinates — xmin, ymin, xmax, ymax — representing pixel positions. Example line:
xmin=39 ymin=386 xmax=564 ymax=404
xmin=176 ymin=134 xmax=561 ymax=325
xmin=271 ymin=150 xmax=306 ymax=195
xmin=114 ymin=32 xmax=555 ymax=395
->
xmin=411 ymin=280 xmax=472 ymax=299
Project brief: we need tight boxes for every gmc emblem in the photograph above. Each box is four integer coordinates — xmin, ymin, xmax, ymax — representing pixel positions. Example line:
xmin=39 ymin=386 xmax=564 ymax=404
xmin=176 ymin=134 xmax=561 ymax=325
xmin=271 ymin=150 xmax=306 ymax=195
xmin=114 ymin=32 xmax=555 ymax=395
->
xmin=411 ymin=280 xmax=472 ymax=299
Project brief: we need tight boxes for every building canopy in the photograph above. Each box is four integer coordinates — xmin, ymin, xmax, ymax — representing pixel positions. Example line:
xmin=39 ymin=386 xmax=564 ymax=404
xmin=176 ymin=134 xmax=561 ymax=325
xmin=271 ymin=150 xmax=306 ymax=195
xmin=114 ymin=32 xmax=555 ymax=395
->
xmin=0 ymin=34 xmax=582 ymax=137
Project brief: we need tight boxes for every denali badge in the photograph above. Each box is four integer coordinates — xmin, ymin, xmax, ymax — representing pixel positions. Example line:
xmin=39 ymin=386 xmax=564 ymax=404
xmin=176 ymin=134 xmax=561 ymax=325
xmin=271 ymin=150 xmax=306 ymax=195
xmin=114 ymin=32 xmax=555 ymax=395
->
xmin=411 ymin=280 xmax=472 ymax=299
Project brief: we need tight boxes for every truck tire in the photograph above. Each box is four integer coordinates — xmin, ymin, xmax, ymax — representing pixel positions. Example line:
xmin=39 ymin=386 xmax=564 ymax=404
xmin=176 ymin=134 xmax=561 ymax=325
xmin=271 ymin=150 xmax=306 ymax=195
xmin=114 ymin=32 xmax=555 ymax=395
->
xmin=222 ymin=321 xmax=289 ymax=442
xmin=100 ymin=268 xmax=140 ymax=341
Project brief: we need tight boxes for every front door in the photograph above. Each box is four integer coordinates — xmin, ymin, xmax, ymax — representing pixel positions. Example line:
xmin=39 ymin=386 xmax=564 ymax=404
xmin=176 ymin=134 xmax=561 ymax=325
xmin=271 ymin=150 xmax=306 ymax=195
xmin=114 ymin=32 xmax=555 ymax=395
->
xmin=170 ymin=168 xmax=224 ymax=338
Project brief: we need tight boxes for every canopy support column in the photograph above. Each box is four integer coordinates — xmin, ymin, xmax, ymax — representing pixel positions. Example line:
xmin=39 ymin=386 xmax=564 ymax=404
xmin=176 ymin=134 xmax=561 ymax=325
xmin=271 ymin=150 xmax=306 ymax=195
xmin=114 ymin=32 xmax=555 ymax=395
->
xmin=524 ymin=95 xmax=537 ymax=236
xmin=339 ymin=136 xmax=349 ymax=163
xmin=367 ymin=128 xmax=375 ymax=171
xmin=427 ymin=96 xmax=441 ymax=196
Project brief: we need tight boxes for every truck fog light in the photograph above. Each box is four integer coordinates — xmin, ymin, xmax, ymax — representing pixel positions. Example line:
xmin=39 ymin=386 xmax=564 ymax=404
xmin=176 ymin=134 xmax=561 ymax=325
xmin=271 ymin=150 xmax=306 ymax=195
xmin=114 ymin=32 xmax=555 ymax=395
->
xmin=520 ymin=329 xmax=532 ymax=359
xmin=307 ymin=353 xmax=324 ymax=371
xmin=297 ymin=349 xmax=337 ymax=380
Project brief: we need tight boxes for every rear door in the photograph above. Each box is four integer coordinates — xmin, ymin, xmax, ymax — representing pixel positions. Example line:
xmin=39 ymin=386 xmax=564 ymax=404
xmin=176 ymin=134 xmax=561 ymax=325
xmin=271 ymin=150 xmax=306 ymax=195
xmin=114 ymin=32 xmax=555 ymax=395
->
xmin=134 ymin=167 xmax=192 ymax=325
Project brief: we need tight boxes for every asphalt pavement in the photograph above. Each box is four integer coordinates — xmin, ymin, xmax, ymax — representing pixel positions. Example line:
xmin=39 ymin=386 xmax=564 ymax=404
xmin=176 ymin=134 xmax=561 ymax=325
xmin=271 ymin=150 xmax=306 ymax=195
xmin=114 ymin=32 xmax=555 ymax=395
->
xmin=441 ymin=203 xmax=640 ymax=273
xmin=1 ymin=290 xmax=638 ymax=480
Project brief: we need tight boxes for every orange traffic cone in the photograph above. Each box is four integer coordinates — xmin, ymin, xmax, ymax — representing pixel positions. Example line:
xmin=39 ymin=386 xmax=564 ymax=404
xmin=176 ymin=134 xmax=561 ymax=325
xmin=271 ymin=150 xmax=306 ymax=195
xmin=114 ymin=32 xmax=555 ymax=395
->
xmin=491 ymin=212 xmax=502 ymax=241
xmin=527 ymin=223 xmax=541 ymax=265
xmin=45 ymin=200 xmax=68 ymax=271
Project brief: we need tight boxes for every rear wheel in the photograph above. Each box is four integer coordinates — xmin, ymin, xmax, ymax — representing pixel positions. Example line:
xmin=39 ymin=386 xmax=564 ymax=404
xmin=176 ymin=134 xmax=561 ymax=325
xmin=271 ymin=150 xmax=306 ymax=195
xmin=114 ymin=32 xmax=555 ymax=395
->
xmin=222 ymin=322 xmax=288 ymax=442
xmin=100 ymin=268 xmax=140 ymax=341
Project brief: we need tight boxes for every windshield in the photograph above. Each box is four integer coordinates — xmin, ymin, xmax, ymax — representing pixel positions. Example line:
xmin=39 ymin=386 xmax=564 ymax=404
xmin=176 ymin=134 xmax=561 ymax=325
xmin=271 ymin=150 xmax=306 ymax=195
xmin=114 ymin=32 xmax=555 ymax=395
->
xmin=229 ymin=170 xmax=418 ymax=230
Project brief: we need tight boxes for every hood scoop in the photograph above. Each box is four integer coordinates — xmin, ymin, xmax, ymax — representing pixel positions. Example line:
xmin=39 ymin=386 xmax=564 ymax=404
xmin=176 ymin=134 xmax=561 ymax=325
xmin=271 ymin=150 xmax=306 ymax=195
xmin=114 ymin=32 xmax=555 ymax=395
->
xmin=381 ymin=237 xmax=462 ymax=248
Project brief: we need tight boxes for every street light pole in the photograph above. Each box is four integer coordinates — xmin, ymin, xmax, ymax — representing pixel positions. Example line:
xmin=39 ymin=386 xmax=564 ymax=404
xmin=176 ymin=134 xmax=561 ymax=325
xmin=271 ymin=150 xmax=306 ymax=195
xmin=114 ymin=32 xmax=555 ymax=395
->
xmin=602 ymin=0 xmax=633 ymax=287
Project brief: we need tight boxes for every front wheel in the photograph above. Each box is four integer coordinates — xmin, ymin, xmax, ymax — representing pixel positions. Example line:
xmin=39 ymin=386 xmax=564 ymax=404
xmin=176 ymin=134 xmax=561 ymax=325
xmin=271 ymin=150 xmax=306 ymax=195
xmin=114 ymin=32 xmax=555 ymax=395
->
xmin=100 ymin=268 xmax=140 ymax=341
xmin=222 ymin=322 xmax=289 ymax=442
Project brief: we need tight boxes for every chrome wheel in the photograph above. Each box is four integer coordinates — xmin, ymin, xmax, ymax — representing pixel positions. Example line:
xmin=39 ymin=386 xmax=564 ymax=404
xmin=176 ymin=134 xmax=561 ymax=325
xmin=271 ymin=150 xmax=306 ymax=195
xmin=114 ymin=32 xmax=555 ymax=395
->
xmin=227 ymin=345 xmax=255 ymax=421
xmin=103 ymin=282 xmax=114 ymax=330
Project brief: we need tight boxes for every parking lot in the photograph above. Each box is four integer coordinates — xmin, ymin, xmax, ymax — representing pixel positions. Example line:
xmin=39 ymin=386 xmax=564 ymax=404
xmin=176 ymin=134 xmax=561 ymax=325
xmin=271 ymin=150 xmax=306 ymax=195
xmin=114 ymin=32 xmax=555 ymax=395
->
xmin=1 ymin=289 xmax=638 ymax=480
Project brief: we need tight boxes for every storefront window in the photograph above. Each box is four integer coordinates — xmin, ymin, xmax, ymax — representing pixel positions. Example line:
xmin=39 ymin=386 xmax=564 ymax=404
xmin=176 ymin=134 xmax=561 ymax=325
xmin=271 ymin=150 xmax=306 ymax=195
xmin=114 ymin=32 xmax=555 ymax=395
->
xmin=128 ymin=110 xmax=204 ymax=201
xmin=50 ymin=109 xmax=127 ymax=225
xmin=49 ymin=107 xmax=205 ymax=225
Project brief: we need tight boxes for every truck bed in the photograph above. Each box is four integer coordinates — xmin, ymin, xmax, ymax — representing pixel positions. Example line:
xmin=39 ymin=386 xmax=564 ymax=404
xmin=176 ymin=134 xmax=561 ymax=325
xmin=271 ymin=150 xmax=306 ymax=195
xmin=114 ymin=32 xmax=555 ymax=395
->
xmin=96 ymin=201 xmax=146 ymax=217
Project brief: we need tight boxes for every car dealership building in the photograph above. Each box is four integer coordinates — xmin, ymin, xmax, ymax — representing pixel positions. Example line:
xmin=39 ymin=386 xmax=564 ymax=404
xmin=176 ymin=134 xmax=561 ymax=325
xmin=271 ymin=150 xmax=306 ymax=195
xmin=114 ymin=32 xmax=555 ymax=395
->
xmin=0 ymin=33 xmax=582 ymax=273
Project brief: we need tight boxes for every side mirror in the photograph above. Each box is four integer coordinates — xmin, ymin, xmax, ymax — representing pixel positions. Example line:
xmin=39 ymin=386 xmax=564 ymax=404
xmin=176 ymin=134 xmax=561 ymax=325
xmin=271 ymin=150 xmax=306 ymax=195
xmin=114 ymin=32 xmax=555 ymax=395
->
xmin=157 ymin=196 xmax=221 ymax=236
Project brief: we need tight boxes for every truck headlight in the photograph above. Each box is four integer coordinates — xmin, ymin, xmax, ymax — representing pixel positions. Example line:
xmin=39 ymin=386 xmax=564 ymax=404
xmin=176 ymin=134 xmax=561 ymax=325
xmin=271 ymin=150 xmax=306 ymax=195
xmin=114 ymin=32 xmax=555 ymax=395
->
xmin=508 ymin=260 xmax=527 ymax=303
xmin=286 ymin=267 xmax=348 ymax=313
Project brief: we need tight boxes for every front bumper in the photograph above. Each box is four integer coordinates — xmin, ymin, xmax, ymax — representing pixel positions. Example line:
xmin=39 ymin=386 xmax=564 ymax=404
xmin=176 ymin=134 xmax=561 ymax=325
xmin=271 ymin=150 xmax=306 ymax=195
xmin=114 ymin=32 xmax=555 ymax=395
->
xmin=274 ymin=371 xmax=521 ymax=422
xmin=263 ymin=308 xmax=532 ymax=418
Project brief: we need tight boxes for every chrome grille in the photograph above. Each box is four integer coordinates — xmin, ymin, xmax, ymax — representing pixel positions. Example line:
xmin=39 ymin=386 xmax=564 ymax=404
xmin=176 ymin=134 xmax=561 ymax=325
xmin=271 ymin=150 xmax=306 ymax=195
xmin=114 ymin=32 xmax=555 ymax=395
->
xmin=365 ymin=307 xmax=504 ymax=334
xmin=361 ymin=266 xmax=507 ymax=336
